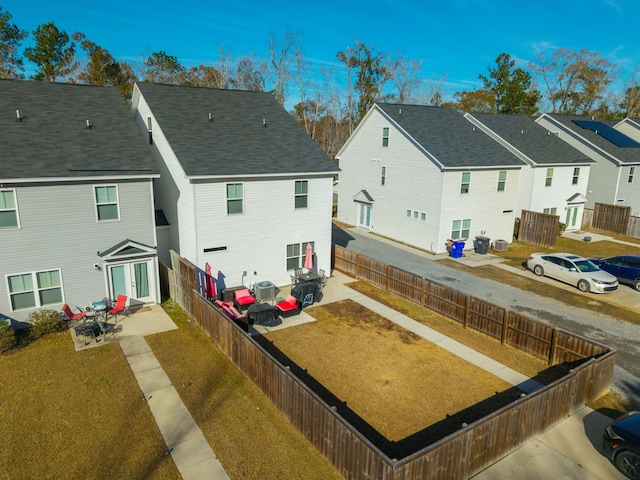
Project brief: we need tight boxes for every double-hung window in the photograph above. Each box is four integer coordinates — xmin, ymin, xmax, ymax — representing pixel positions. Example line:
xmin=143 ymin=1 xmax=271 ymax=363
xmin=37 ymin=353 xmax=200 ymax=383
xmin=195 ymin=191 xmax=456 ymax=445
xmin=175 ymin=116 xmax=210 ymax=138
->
xmin=95 ymin=185 xmax=119 ymax=221
xmin=572 ymin=167 xmax=580 ymax=185
xmin=0 ymin=189 xmax=19 ymax=228
xmin=381 ymin=166 xmax=386 ymax=186
xmin=226 ymin=183 xmax=243 ymax=214
xmin=497 ymin=171 xmax=506 ymax=191
xmin=7 ymin=269 xmax=63 ymax=311
xmin=294 ymin=180 xmax=308 ymax=208
xmin=629 ymin=167 xmax=636 ymax=184
xmin=451 ymin=219 xmax=471 ymax=239
xmin=460 ymin=172 xmax=471 ymax=194
xmin=382 ymin=127 xmax=389 ymax=147
xmin=545 ymin=168 xmax=554 ymax=187
xmin=543 ymin=207 xmax=557 ymax=215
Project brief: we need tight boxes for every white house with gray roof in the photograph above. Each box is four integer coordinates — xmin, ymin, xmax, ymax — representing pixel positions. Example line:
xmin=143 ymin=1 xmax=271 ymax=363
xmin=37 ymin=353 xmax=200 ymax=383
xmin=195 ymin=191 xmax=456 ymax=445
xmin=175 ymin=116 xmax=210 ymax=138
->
xmin=536 ymin=114 xmax=640 ymax=215
xmin=466 ymin=113 xmax=593 ymax=230
xmin=130 ymin=83 xmax=339 ymax=291
xmin=336 ymin=104 xmax=525 ymax=254
xmin=0 ymin=80 xmax=161 ymax=326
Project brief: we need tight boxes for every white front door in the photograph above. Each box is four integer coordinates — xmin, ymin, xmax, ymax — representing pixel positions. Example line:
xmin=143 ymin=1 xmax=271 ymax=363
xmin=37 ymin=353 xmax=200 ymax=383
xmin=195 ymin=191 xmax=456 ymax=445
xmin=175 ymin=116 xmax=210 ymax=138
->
xmin=108 ymin=260 xmax=155 ymax=304
xmin=358 ymin=203 xmax=372 ymax=229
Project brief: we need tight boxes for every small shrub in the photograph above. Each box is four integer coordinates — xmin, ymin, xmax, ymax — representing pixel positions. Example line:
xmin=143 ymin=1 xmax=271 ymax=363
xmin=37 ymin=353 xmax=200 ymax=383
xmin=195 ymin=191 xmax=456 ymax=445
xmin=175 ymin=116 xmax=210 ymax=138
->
xmin=0 ymin=321 xmax=17 ymax=352
xmin=558 ymin=222 xmax=567 ymax=235
xmin=28 ymin=309 xmax=64 ymax=338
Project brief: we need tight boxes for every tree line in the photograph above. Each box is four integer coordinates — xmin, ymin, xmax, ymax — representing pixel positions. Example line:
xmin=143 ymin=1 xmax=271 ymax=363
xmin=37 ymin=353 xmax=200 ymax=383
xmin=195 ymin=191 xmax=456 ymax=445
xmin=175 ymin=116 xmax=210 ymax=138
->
xmin=2 ymin=6 xmax=639 ymax=157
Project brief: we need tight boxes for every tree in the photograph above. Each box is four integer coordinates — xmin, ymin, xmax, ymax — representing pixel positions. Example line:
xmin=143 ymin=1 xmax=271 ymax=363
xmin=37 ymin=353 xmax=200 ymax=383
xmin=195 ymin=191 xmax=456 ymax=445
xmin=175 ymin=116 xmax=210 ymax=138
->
xmin=24 ymin=22 xmax=77 ymax=81
xmin=142 ymin=51 xmax=185 ymax=84
xmin=268 ymin=29 xmax=300 ymax=105
xmin=530 ymin=48 xmax=615 ymax=115
xmin=0 ymin=6 xmax=28 ymax=79
xmin=445 ymin=89 xmax=495 ymax=113
xmin=421 ymin=74 xmax=448 ymax=106
xmin=479 ymin=53 xmax=540 ymax=114
xmin=229 ymin=54 xmax=266 ymax=91
xmin=390 ymin=56 xmax=422 ymax=104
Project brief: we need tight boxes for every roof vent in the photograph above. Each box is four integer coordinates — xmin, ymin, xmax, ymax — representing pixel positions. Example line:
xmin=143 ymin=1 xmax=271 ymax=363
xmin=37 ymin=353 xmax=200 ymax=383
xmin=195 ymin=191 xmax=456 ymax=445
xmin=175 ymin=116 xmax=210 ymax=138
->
xmin=520 ymin=130 xmax=524 ymax=135
xmin=262 ymin=118 xmax=267 ymax=127
xmin=15 ymin=109 xmax=23 ymax=122
xmin=399 ymin=108 xmax=402 ymax=114
xmin=472 ymin=126 xmax=476 ymax=132
xmin=208 ymin=112 xmax=213 ymax=122
xmin=85 ymin=119 xmax=93 ymax=129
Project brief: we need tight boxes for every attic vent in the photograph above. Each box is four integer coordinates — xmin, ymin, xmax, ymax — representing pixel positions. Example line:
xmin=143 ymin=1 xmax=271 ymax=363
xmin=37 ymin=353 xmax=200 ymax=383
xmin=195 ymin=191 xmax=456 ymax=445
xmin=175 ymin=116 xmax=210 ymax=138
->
xmin=208 ymin=112 xmax=213 ymax=122
xmin=85 ymin=119 xmax=93 ymax=129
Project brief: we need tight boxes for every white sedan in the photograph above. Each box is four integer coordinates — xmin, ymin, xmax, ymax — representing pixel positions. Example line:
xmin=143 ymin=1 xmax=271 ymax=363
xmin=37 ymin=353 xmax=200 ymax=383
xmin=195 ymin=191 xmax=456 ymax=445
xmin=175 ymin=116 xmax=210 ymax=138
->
xmin=526 ymin=252 xmax=618 ymax=293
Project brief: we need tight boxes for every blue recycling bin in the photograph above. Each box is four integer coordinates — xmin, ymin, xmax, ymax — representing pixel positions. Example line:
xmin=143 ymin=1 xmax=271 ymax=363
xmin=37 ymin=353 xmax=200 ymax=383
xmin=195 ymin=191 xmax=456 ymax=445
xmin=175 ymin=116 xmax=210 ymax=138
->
xmin=451 ymin=240 xmax=465 ymax=258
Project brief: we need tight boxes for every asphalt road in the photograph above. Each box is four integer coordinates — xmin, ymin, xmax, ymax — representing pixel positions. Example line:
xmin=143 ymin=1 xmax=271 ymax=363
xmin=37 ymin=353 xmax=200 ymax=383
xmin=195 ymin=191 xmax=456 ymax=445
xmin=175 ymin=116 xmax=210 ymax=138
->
xmin=333 ymin=225 xmax=640 ymax=406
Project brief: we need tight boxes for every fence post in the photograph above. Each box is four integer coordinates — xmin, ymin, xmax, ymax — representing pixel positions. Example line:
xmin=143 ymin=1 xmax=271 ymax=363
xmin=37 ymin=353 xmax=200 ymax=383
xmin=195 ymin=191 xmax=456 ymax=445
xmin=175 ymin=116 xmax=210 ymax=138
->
xmin=386 ymin=264 xmax=390 ymax=291
xmin=501 ymin=311 xmax=510 ymax=345
xmin=463 ymin=295 xmax=470 ymax=329
xmin=548 ymin=328 xmax=558 ymax=365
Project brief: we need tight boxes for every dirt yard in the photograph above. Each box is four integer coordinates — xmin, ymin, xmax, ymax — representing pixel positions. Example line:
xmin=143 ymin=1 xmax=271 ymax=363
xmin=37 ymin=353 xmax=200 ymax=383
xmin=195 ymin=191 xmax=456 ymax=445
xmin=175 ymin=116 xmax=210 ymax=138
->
xmin=259 ymin=299 xmax=525 ymax=458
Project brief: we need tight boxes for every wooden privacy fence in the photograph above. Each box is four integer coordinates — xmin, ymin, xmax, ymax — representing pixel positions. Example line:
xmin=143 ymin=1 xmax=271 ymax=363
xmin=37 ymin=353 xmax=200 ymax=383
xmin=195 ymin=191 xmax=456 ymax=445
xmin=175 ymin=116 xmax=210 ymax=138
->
xmin=518 ymin=210 xmax=558 ymax=248
xmin=583 ymin=204 xmax=640 ymax=239
xmin=165 ymin=249 xmax=616 ymax=480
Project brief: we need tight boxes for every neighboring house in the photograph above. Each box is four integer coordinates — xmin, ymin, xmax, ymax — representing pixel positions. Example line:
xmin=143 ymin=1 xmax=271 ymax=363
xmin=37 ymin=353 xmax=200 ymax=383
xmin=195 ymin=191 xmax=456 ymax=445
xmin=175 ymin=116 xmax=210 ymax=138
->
xmin=335 ymin=103 xmax=525 ymax=255
xmin=536 ymin=114 xmax=640 ymax=215
xmin=0 ymin=80 xmax=161 ymax=326
xmin=466 ymin=113 xmax=593 ymax=230
xmin=130 ymin=83 xmax=339 ymax=290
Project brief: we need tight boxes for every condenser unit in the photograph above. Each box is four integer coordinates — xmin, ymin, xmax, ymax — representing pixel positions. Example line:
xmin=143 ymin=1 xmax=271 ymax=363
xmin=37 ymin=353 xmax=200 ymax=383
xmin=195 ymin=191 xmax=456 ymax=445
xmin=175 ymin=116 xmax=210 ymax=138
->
xmin=254 ymin=281 xmax=276 ymax=301
xmin=494 ymin=239 xmax=509 ymax=252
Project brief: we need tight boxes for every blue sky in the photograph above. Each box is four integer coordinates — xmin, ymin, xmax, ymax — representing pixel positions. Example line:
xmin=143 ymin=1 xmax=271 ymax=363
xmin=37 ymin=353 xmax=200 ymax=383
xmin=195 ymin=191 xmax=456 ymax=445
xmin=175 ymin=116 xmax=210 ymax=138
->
xmin=4 ymin=0 xmax=640 ymax=104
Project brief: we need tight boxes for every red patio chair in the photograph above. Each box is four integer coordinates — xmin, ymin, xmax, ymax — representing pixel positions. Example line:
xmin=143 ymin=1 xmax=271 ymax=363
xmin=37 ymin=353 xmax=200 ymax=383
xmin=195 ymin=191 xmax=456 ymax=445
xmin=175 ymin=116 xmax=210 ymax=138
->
xmin=107 ymin=295 xmax=128 ymax=322
xmin=233 ymin=288 xmax=256 ymax=311
xmin=61 ymin=304 xmax=86 ymax=322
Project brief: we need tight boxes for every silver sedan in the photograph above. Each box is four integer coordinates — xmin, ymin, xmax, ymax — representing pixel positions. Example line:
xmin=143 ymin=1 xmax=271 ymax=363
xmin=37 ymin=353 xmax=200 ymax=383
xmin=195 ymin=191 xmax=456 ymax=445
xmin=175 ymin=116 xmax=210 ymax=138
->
xmin=526 ymin=252 xmax=618 ymax=293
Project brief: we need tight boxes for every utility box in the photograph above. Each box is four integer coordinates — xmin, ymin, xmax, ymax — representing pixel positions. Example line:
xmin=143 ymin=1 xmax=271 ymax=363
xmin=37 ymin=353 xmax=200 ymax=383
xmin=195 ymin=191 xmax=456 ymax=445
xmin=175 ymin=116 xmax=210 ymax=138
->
xmin=494 ymin=239 xmax=508 ymax=252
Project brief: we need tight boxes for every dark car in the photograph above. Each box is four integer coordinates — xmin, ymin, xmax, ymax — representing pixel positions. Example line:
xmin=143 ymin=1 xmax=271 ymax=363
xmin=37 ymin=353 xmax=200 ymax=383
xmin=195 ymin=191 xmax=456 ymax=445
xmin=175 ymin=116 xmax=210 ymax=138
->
xmin=590 ymin=255 xmax=640 ymax=291
xmin=602 ymin=411 xmax=640 ymax=478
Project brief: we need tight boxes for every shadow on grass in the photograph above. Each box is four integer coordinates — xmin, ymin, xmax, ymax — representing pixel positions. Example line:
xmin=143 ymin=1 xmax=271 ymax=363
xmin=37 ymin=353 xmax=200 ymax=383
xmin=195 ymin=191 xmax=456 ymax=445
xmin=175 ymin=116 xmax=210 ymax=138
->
xmin=254 ymin=334 xmax=582 ymax=460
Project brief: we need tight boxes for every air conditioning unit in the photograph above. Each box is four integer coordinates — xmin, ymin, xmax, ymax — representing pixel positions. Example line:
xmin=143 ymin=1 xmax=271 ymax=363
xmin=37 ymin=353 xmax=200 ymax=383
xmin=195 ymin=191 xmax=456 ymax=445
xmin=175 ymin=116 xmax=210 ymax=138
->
xmin=254 ymin=281 xmax=276 ymax=301
xmin=494 ymin=239 xmax=508 ymax=252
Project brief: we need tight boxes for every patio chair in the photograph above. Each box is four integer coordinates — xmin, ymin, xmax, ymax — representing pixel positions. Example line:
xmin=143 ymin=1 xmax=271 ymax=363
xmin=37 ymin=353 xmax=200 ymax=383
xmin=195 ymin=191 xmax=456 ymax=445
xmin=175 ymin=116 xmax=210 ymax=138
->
xmin=291 ymin=275 xmax=300 ymax=289
xmin=233 ymin=288 xmax=256 ymax=311
xmin=96 ymin=319 xmax=123 ymax=340
xmin=294 ymin=268 xmax=304 ymax=277
xmin=318 ymin=269 xmax=328 ymax=291
xmin=61 ymin=304 xmax=87 ymax=323
xmin=107 ymin=295 xmax=127 ymax=322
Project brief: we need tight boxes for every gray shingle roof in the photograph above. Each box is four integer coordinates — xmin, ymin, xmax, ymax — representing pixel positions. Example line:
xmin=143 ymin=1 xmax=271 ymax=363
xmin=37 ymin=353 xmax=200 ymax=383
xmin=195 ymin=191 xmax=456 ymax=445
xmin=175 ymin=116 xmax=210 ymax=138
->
xmin=545 ymin=113 xmax=640 ymax=164
xmin=136 ymin=83 xmax=338 ymax=177
xmin=0 ymin=79 xmax=157 ymax=181
xmin=470 ymin=113 xmax=592 ymax=165
xmin=377 ymin=103 xmax=524 ymax=168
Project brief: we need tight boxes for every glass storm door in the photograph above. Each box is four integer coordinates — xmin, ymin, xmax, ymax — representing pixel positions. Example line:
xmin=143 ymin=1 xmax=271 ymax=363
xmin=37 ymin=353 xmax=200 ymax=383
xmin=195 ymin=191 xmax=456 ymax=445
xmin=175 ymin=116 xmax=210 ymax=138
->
xmin=565 ymin=207 xmax=578 ymax=228
xmin=108 ymin=260 xmax=153 ymax=303
xmin=358 ymin=204 xmax=371 ymax=229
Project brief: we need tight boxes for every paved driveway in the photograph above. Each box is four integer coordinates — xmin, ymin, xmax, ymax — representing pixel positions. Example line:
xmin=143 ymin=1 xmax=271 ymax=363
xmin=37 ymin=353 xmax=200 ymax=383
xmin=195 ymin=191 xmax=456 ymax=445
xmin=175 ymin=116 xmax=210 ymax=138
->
xmin=332 ymin=225 xmax=640 ymax=406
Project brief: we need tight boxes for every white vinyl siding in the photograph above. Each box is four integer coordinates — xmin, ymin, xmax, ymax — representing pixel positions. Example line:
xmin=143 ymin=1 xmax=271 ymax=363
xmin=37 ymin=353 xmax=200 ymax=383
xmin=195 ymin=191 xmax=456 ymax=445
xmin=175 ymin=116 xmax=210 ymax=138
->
xmin=0 ymin=189 xmax=19 ymax=228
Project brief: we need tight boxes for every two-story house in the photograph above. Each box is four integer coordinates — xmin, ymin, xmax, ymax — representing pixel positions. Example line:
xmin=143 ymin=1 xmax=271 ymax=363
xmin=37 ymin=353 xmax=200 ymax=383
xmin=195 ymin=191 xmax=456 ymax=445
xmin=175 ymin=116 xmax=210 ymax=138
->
xmin=130 ymin=83 xmax=339 ymax=291
xmin=0 ymin=80 xmax=161 ymax=326
xmin=336 ymin=104 xmax=525 ymax=254
xmin=466 ymin=113 xmax=593 ymax=230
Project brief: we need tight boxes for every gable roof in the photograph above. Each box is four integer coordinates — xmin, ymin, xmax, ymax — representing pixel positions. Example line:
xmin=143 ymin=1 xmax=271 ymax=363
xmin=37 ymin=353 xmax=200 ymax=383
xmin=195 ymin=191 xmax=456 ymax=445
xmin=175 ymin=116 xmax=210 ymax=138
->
xmin=134 ymin=82 xmax=338 ymax=177
xmin=0 ymin=79 xmax=158 ymax=182
xmin=539 ymin=113 xmax=640 ymax=165
xmin=467 ymin=113 xmax=592 ymax=166
xmin=375 ymin=103 xmax=524 ymax=169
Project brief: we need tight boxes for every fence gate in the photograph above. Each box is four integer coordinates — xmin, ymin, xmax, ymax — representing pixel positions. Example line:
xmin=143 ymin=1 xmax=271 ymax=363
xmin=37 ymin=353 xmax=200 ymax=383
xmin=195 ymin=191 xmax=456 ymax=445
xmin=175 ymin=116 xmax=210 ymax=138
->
xmin=519 ymin=210 xmax=558 ymax=248
xmin=592 ymin=203 xmax=630 ymax=235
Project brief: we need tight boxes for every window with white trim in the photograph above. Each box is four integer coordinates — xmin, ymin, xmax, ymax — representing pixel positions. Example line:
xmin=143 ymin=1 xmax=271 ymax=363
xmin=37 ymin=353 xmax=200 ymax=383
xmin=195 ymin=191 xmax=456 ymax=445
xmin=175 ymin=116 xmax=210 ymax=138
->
xmin=451 ymin=219 xmax=471 ymax=239
xmin=497 ymin=171 xmax=506 ymax=191
xmin=7 ymin=269 xmax=63 ymax=311
xmin=545 ymin=168 xmax=554 ymax=187
xmin=572 ymin=167 xmax=580 ymax=185
xmin=226 ymin=183 xmax=243 ymax=214
xmin=294 ymin=180 xmax=308 ymax=208
xmin=381 ymin=166 xmax=386 ymax=185
xmin=286 ymin=241 xmax=314 ymax=270
xmin=629 ymin=167 xmax=636 ymax=184
xmin=460 ymin=172 xmax=471 ymax=193
xmin=0 ymin=189 xmax=19 ymax=228
xmin=94 ymin=185 xmax=119 ymax=221
xmin=406 ymin=209 xmax=411 ymax=217
xmin=382 ymin=127 xmax=389 ymax=147
xmin=543 ymin=207 xmax=557 ymax=215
